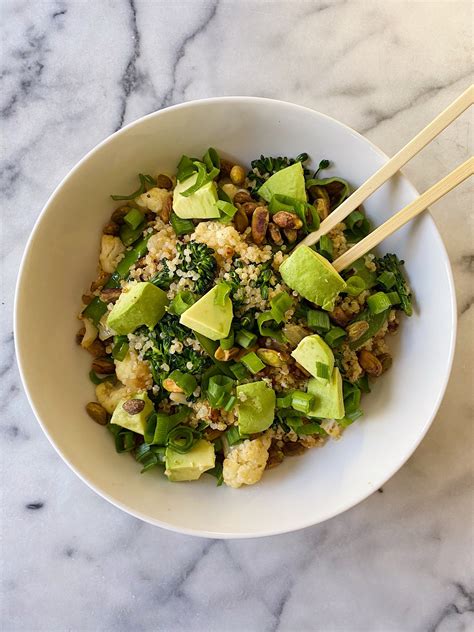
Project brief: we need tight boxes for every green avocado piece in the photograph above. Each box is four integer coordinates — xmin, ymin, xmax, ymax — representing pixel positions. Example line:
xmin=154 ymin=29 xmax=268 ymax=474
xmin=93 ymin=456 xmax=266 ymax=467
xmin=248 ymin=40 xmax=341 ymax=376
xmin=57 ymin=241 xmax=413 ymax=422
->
xmin=110 ymin=392 xmax=154 ymax=435
xmin=236 ymin=381 xmax=276 ymax=434
xmin=279 ymin=245 xmax=346 ymax=311
xmin=291 ymin=334 xmax=334 ymax=380
xmin=108 ymin=282 xmax=168 ymax=334
xmin=307 ymin=368 xmax=345 ymax=420
xmin=173 ymin=173 xmax=220 ymax=219
xmin=258 ymin=162 xmax=307 ymax=203
xmin=165 ymin=439 xmax=216 ymax=482
xmin=180 ymin=285 xmax=233 ymax=341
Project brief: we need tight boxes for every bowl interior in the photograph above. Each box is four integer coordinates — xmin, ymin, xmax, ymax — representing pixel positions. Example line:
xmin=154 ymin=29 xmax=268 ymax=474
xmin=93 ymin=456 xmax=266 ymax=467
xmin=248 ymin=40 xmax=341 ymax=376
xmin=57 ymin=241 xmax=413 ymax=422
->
xmin=15 ymin=98 xmax=455 ymax=537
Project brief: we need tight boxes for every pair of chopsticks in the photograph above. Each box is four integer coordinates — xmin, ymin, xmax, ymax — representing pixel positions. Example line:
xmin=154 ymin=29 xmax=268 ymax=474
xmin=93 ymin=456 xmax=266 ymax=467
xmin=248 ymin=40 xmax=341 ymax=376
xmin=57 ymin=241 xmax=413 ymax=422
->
xmin=300 ymin=85 xmax=474 ymax=272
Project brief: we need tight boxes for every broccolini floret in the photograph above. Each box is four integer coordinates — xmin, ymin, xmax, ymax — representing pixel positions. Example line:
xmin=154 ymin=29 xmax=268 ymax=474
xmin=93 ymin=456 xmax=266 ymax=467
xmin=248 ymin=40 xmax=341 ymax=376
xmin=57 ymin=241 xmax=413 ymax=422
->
xmin=176 ymin=241 xmax=216 ymax=294
xmin=376 ymin=253 xmax=412 ymax=316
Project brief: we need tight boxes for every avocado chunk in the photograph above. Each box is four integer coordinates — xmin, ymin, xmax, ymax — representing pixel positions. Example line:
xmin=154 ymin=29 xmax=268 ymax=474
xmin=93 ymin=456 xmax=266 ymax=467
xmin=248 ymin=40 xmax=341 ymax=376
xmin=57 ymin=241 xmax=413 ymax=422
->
xmin=307 ymin=368 xmax=345 ymax=420
xmin=180 ymin=285 xmax=233 ymax=341
xmin=291 ymin=334 xmax=334 ymax=380
xmin=165 ymin=439 xmax=216 ymax=482
xmin=108 ymin=282 xmax=168 ymax=335
xmin=110 ymin=392 xmax=154 ymax=435
xmin=279 ymin=245 xmax=346 ymax=311
xmin=258 ymin=162 xmax=307 ymax=203
xmin=236 ymin=381 xmax=276 ymax=434
xmin=173 ymin=173 xmax=220 ymax=219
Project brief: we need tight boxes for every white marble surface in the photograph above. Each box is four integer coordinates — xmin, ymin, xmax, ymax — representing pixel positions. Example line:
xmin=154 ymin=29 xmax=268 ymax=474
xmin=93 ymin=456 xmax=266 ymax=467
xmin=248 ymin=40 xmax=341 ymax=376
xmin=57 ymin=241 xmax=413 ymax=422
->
xmin=1 ymin=1 xmax=473 ymax=630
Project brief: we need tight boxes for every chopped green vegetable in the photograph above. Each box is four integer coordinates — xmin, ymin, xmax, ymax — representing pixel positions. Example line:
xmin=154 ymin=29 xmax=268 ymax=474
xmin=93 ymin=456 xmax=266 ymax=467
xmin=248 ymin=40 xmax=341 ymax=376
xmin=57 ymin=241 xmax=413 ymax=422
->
xmin=345 ymin=210 xmax=371 ymax=241
xmin=376 ymin=253 xmax=412 ymax=316
xmin=240 ymin=351 xmax=265 ymax=374
xmin=82 ymin=296 xmax=108 ymax=326
xmin=214 ymin=281 xmax=232 ymax=306
xmin=291 ymin=390 xmax=314 ymax=414
xmin=377 ymin=271 xmax=396 ymax=290
xmin=387 ymin=291 xmax=401 ymax=306
xmin=120 ymin=220 xmax=146 ymax=247
xmin=220 ymin=331 xmax=235 ymax=350
xmin=168 ymin=370 xmax=197 ymax=397
xmin=316 ymin=362 xmax=330 ymax=380
xmin=229 ymin=362 xmax=250 ymax=380
xmin=345 ymin=275 xmax=366 ymax=296
xmin=307 ymin=309 xmax=331 ymax=333
xmin=367 ymin=291 xmax=392 ymax=315
xmin=304 ymin=176 xmax=350 ymax=208
xmin=144 ymin=407 xmax=191 ymax=445
xmin=168 ymin=291 xmax=196 ymax=316
xmin=316 ymin=234 xmax=333 ymax=261
xmin=349 ymin=309 xmax=389 ymax=350
xmin=111 ymin=336 xmax=129 ymax=361
xmin=124 ymin=208 xmax=145 ymax=230
xmin=270 ymin=292 xmax=293 ymax=323
xmin=235 ymin=329 xmax=257 ymax=349
xmin=170 ymin=212 xmax=194 ymax=235
xmin=167 ymin=425 xmax=201 ymax=453
xmin=324 ymin=327 xmax=347 ymax=348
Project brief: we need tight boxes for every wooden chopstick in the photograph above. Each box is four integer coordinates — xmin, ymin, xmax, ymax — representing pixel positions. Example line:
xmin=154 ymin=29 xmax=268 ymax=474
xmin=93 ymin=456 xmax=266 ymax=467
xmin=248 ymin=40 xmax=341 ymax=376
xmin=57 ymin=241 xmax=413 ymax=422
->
xmin=300 ymin=85 xmax=473 ymax=249
xmin=332 ymin=157 xmax=473 ymax=272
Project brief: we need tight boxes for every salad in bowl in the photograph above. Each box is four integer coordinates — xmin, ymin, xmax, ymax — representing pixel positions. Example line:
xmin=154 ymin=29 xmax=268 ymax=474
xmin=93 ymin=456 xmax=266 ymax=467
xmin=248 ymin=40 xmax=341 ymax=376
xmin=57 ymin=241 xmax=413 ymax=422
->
xmin=78 ymin=149 xmax=412 ymax=489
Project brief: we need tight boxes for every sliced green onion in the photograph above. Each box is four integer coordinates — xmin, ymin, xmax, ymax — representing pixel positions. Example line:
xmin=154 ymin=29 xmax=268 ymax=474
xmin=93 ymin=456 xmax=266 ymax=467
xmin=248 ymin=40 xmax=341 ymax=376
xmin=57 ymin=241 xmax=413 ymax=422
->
xmin=180 ymin=162 xmax=207 ymax=197
xmin=217 ymin=187 xmax=232 ymax=203
xmin=307 ymin=309 xmax=331 ymax=332
xmin=217 ymin=200 xmax=237 ymax=222
xmin=387 ymin=291 xmax=401 ymax=305
xmin=82 ymin=296 xmax=108 ymax=326
xmin=229 ymin=362 xmax=250 ymax=380
xmin=269 ymin=193 xmax=319 ymax=233
xmin=324 ymin=327 xmax=347 ymax=348
xmin=220 ymin=330 xmax=235 ymax=350
xmin=124 ymin=208 xmax=145 ymax=230
xmin=111 ymin=336 xmax=129 ymax=361
xmin=367 ymin=291 xmax=392 ymax=314
xmin=240 ymin=351 xmax=265 ymax=374
xmin=356 ymin=374 xmax=371 ymax=393
xmin=339 ymin=409 xmax=363 ymax=427
xmin=170 ymin=212 xmax=194 ymax=236
xmin=167 ymin=425 xmax=200 ymax=453
xmin=120 ymin=221 xmax=146 ymax=247
xmin=276 ymin=393 xmax=292 ymax=409
xmin=177 ymin=155 xmax=198 ymax=182
xmin=316 ymin=362 xmax=330 ymax=380
xmin=270 ymin=292 xmax=293 ymax=323
xmin=202 ymin=147 xmax=220 ymax=173
xmin=108 ymin=423 xmax=136 ymax=452
xmin=88 ymin=370 xmax=113 ymax=385
xmin=343 ymin=383 xmax=361 ymax=415
xmin=345 ymin=210 xmax=371 ymax=240
xmin=225 ymin=426 xmax=242 ymax=447
xmin=235 ymin=329 xmax=257 ymax=349
xmin=377 ymin=271 xmax=396 ymax=290
xmin=135 ymin=444 xmax=166 ymax=472
xmin=207 ymin=375 xmax=235 ymax=408
xmin=144 ymin=408 xmax=191 ymax=445
xmin=345 ymin=275 xmax=366 ymax=297
xmin=214 ymin=281 xmax=231 ymax=306
xmin=207 ymin=462 xmax=224 ymax=486
xmin=291 ymin=390 xmax=314 ymax=414
xmin=168 ymin=370 xmax=197 ymax=397
xmin=298 ymin=422 xmax=327 ymax=436
xmin=201 ymin=365 xmax=222 ymax=393
xmin=168 ymin=291 xmax=196 ymax=316
xmin=110 ymin=173 xmax=156 ymax=201
xmin=257 ymin=312 xmax=283 ymax=340
xmin=223 ymin=394 xmax=237 ymax=412
xmin=193 ymin=333 xmax=234 ymax=377
xmin=317 ymin=234 xmax=333 ymax=261
xmin=350 ymin=257 xmax=377 ymax=289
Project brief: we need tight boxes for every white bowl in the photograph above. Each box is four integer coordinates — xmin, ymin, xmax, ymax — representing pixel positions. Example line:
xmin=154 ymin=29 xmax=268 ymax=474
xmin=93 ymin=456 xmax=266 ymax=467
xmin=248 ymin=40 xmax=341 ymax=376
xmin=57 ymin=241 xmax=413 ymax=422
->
xmin=15 ymin=97 xmax=456 ymax=538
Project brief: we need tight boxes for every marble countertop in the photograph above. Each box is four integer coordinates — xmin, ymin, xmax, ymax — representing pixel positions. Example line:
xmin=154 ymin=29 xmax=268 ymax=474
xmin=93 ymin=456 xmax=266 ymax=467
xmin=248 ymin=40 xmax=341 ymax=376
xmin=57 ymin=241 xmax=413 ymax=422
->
xmin=1 ymin=1 xmax=472 ymax=630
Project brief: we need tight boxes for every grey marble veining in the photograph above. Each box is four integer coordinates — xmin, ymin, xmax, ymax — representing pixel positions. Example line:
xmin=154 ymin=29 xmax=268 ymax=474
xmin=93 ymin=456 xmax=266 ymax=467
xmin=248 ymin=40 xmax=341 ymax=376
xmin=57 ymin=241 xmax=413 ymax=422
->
xmin=1 ymin=1 xmax=473 ymax=631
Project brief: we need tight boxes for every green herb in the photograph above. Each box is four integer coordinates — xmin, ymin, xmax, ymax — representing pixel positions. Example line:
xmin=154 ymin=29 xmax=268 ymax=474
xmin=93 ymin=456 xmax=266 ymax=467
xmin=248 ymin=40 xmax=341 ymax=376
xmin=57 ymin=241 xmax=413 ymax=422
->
xmin=313 ymin=159 xmax=330 ymax=178
xmin=375 ymin=253 xmax=412 ymax=316
xmin=110 ymin=173 xmax=156 ymax=201
xmin=177 ymin=241 xmax=217 ymax=295
xmin=255 ymin=260 xmax=273 ymax=300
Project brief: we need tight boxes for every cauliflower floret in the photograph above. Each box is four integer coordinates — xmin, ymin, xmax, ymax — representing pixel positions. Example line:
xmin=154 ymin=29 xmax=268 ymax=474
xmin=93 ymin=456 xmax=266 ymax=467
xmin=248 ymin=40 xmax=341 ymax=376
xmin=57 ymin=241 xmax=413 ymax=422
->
xmin=223 ymin=435 xmax=271 ymax=489
xmin=95 ymin=381 xmax=131 ymax=414
xmin=115 ymin=350 xmax=152 ymax=391
xmin=99 ymin=235 xmax=125 ymax=274
xmin=135 ymin=187 xmax=172 ymax=213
